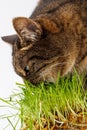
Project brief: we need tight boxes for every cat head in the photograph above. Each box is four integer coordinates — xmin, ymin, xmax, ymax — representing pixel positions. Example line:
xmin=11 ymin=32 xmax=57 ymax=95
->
xmin=2 ymin=17 xmax=64 ymax=84
xmin=2 ymin=15 xmax=86 ymax=84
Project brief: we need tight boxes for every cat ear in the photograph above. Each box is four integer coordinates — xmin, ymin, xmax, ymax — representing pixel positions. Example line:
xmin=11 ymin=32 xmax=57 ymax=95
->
xmin=13 ymin=17 xmax=42 ymax=42
xmin=35 ymin=15 xmax=60 ymax=33
xmin=1 ymin=34 xmax=18 ymax=45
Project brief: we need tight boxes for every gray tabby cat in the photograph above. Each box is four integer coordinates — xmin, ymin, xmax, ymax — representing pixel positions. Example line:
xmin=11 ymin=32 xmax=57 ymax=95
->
xmin=2 ymin=0 xmax=87 ymax=84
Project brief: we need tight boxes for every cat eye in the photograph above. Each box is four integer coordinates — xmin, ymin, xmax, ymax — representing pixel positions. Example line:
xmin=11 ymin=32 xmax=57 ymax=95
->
xmin=24 ymin=66 xmax=30 ymax=74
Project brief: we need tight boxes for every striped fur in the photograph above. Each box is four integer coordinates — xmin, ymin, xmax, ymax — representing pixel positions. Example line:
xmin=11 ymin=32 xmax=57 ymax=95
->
xmin=2 ymin=0 xmax=87 ymax=84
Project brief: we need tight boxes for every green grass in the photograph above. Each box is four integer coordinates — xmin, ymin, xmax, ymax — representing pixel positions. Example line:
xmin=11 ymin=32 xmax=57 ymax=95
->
xmin=0 ymin=73 xmax=87 ymax=129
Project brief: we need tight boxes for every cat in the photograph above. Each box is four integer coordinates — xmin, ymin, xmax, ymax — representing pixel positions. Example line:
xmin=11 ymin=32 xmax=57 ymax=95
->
xmin=2 ymin=0 xmax=87 ymax=84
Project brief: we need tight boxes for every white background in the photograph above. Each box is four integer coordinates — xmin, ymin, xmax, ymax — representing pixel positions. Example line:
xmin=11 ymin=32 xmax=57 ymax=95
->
xmin=0 ymin=0 xmax=38 ymax=129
